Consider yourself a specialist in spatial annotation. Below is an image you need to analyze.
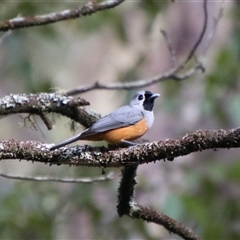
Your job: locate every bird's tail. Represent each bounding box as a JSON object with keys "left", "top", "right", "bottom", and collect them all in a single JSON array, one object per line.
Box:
[{"left": 49, "top": 134, "right": 82, "bottom": 151}]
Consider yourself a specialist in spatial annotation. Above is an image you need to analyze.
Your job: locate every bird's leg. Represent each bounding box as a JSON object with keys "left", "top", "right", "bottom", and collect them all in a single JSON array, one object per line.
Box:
[
  {"left": 121, "top": 140, "right": 137, "bottom": 146},
  {"left": 108, "top": 140, "right": 137, "bottom": 149}
]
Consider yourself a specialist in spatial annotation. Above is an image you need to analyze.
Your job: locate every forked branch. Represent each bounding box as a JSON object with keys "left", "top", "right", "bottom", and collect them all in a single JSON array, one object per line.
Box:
[{"left": 66, "top": 0, "right": 209, "bottom": 95}]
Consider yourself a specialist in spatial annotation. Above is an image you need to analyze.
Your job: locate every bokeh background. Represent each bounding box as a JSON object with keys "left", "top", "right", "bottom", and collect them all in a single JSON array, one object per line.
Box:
[{"left": 0, "top": 1, "right": 239, "bottom": 239}]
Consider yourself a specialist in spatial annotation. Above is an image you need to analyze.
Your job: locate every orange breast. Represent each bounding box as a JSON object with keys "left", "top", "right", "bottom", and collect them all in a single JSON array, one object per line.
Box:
[{"left": 82, "top": 118, "right": 148, "bottom": 143}]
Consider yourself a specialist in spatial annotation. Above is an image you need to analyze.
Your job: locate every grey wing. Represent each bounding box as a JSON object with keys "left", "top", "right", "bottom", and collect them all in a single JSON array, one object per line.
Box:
[{"left": 82, "top": 105, "right": 143, "bottom": 136}]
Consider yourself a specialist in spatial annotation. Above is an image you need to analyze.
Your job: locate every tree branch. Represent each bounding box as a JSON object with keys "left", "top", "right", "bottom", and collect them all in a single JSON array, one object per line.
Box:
[
  {"left": 117, "top": 165, "right": 138, "bottom": 216},
  {"left": 0, "top": 128, "right": 239, "bottom": 167},
  {"left": 204, "top": 1, "right": 223, "bottom": 54},
  {"left": 66, "top": 0, "right": 210, "bottom": 96},
  {"left": 0, "top": 172, "right": 113, "bottom": 183},
  {"left": 0, "top": 0, "right": 125, "bottom": 31},
  {"left": 161, "top": 29, "right": 177, "bottom": 68},
  {"left": 131, "top": 203, "right": 199, "bottom": 240},
  {"left": 116, "top": 165, "right": 199, "bottom": 240},
  {"left": 0, "top": 93, "right": 101, "bottom": 129},
  {"left": 183, "top": 0, "right": 208, "bottom": 65},
  {"left": 66, "top": 62, "right": 203, "bottom": 95}
]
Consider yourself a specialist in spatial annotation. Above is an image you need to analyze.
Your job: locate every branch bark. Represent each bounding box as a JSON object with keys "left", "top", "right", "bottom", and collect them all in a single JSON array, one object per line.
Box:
[
  {"left": 0, "top": 93, "right": 100, "bottom": 129},
  {"left": 66, "top": 63, "right": 203, "bottom": 95},
  {"left": 131, "top": 203, "right": 199, "bottom": 240},
  {"left": 117, "top": 166, "right": 200, "bottom": 240},
  {"left": 66, "top": 0, "right": 209, "bottom": 96},
  {"left": 0, "top": 0, "right": 125, "bottom": 31},
  {"left": 0, "top": 128, "right": 239, "bottom": 166}
]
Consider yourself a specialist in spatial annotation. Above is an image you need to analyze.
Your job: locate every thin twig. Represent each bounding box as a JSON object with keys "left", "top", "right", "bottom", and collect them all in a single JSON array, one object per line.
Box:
[
  {"left": 161, "top": 29, "right": 177, "bottom": 67},
  {"left": 66, "top": 63, "right": 202, "bottom": 95},
  {"left": 184, "top": 0, "right": 208, "bottom": 65},
  {"left": 39, "top": 112, "right": 54, "bottom": 130},
  {"left": 0, "top": 30, "right": 12, "bottom": 45},
  {"left": 204, "top": 0, "right": 224, "bottom": 54},
  {"left": 66, "top": 0, "right": 209, "bottom": 96},
  {"left": 0, "top": 0, "right": 125, "bottom": 31},
  {"left": 0, "top": 172, "right": 113, "bottom": 183}
]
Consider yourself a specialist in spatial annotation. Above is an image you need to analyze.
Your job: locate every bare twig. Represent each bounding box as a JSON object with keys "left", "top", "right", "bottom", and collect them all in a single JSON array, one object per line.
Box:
[
  {"left": 0, "top": 0, "right": 125, "bottom": 31},
  {"left": 22, "top": 114, "right": 38, "bottom": 131},
  {"left": 184, "top": 0, "right": 208, "bottom": 65},
  {"left": 161, "top": 29, "right": 177, "bottom": 67},
  {"left": 66, "top": 0, "right": 209, "bottom": 96},
  {"left": 66, "top": 63, "right": 202, "bottom": 95},
  {"left": 0, "top": 172, "right": 113, "bottom": 183},
  {"left": 204, "top": 1, "right": 224, "bottom": 54},
  {"left": 0, "top": 30, "right": 12, "bottom": 45},
  {"left": 39, "top": 112, "right": 54, "bottom": 130},
  {"left": 0, "top": 128, "right": 240, "bottom": 167}
]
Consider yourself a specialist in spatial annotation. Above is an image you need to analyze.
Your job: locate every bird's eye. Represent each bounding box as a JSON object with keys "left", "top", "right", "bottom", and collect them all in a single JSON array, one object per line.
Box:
[{"left": 138, "top": 95, "right": 144, "bottom": 100}]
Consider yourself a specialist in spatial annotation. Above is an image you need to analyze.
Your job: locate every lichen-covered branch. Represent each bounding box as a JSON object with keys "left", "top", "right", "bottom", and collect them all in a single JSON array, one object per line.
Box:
[
  {"left": 116, "top": 166, "right": 199, "bottom": 240},
  {"left": 0, "top": 0, "right": 125, "bottom": 31},
  {"left": 0, "top": 128, "right": 239, "bottom": 166},
  {"left": 0, "top": 93, "right": 89, "bottom": 114},
  {"left": 131, "top": 203, "right": 200, "bottom": 240},
  {"left": 117, "top": 166, "right": 138, "bottom": 216},
  {"left": 0, "top": 93, "right": 100, "bottom": 129}
]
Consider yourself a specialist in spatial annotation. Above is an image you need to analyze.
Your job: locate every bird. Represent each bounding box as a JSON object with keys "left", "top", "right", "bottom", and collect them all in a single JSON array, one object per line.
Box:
[{"left": 50, "top": 90, "right": 159, "bottom": 150}]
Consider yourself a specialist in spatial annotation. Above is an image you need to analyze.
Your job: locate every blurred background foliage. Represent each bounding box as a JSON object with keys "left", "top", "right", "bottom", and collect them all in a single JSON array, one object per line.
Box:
[{"left": 0, "top": 1, "right": 240, "bottom": 239}]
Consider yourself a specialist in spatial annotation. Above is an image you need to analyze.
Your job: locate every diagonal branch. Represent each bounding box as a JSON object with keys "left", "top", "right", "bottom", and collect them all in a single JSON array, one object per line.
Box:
[
  {"left": 0, "top": 0, "right": 125, "bottom": 31},
  {"left": 131, "top": 203, "right": 199, "bottom": 240},
  {"left": 0, "top": 128, "right": 239, "bottom": 166},
  {"left": 161, "top": 29, "right": 177, "bottom": 68},
  {"left": 204, "top": 1, "right": 223, "bottom": 54},
  {"left": 183, "top": 0, "right": 208, "bottom": 65}
]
